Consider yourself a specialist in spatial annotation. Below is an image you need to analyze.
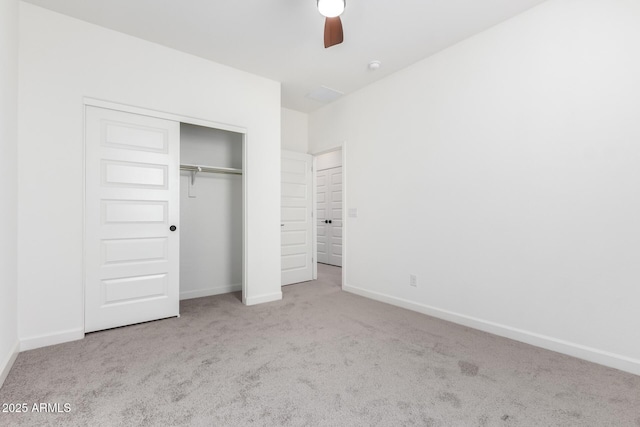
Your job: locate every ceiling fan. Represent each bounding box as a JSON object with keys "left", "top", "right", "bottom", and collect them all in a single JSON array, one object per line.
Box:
[{"left": 317, "top": 0, "right": 345, "bottom": 48}]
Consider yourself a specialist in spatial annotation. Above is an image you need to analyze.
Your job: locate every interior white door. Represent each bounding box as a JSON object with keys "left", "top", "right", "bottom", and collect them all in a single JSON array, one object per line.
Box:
[
  {"left": 316, "top": 166, "right": 342, "bottom": 267},
  {"left": 328, "top": 166, "right": 343, "bottom": 267},
  {"left": 316, "top": 170, "right": 329, "bottom": 264},
  {"left": 85, "top": 106, "right": 180, "bottom": 333},
  {"left": 281, "top": 150, "right": 313, "bottom": 285}
]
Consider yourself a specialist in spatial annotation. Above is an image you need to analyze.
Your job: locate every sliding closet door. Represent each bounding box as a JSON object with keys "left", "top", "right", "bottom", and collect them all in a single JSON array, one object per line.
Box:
[{"left": 85, "top": 106, "right": 180, "bottom": 333}]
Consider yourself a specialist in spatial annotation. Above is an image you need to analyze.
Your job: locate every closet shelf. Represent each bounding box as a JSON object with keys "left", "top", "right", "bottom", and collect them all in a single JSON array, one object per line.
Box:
[{"left": 180, "top": 164, "right": 242, "bottom": 175}]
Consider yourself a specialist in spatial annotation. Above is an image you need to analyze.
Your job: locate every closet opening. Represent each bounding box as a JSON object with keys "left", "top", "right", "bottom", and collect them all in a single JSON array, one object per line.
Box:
[{"left": 179, "top": 123, "right": 244, "bottom": 302}]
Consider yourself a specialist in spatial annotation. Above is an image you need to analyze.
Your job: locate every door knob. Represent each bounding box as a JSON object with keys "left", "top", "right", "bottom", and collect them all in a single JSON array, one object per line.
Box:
[
  {"left": 170, "top": 225, "right": 177, "bottom": 232},
  {"left": 328, "top": 220, "right": 332, "bottom": 224}
]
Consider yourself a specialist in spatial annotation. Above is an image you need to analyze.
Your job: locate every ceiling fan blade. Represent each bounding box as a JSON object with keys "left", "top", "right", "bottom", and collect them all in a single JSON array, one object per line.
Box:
[{"left": 324, "top": 16, "right": 344, "bottom": 48}]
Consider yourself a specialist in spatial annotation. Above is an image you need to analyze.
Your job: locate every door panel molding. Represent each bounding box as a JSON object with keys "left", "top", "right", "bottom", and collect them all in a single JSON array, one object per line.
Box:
[
  {"left": 281, "top": 150, "right": 313, "bottom": 286},
  {"left": 85, "top": 106, "right": 180, "bottom": 332},
  {"left": 316, "top": 166, "right": 342, "bottom": 267}
]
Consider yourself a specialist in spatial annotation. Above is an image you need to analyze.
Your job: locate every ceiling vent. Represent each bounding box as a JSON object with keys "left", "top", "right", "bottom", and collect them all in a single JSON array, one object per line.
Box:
[{"left": 306, "top": 86, "right": 344, "bottom": 103}]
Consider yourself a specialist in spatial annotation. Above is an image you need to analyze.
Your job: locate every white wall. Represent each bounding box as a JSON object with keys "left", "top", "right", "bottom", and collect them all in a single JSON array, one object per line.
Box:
[
  {"left": 316, "top": 149, "right": 342, "bottom": 171},
  {"left": 180, "top": 124, "right": 243, "bottom": 299},
  {"left": 0, "top": 0, "right": 19, "bottom": 386},
  {"left": 309, "top": 0, "right": 640, "bottom": 374},
  {"left": 18, "top": 3, "right": 282, "bottom": 350},
  {"left": 281, "top": 108, "right": 309, "bottom": 153}
]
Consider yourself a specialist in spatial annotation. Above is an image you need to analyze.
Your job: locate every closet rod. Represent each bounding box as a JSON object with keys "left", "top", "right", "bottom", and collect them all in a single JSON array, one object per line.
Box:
[{"left": 180, "top": 164, "right": 243, "bottom": 175}]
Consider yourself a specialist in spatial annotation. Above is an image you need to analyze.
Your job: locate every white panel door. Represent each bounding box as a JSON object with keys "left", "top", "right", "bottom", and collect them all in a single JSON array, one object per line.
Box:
[
  {"left": 328, "top": 166, "right": 343, "bottom": 266},
  {"left": 85, "top": 106, "right": 180, "bottom": 333},
  {"left": 316, "top": 170, "right": 329, "bottom": 264},
  {"left": 317, "top": 166, "right": 342, "bottom": 267},
  {"left": 281, "top": 150, "right": 313, "bottom": 285}
]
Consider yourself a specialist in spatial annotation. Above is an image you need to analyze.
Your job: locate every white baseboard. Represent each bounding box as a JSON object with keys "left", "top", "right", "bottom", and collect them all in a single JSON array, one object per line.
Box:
[
  {"left": 245, "top": 291, "right": 282, "bottom": 306},
  {"left": 0, "top": 341, "right": 20, "bottom": 389},
  {"left": 180, "top": 284, "right": 242, "bottom": 301},
  {"left": 20, "top": 328, "right": 84, "bottom": 352},
  {"left": 343, "top": 284, "right": 640, "bottom": 376}
]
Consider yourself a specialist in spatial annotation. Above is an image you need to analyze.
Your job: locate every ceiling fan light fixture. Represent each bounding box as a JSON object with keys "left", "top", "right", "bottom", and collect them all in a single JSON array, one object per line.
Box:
[{"left": 317, "top": 0, "right": 345, "bottom": 18}]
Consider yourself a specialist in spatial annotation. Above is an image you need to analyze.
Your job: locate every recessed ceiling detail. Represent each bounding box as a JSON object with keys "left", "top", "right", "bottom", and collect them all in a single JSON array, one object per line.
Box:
[{"left": 306, "top": 86, "right": 345, "bottom": 103}]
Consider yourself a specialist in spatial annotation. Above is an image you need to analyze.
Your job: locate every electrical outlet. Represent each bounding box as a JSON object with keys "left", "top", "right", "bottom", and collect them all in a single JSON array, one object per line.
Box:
[{"left": 409, "top": 274, "right": 417, "bottom": 287}]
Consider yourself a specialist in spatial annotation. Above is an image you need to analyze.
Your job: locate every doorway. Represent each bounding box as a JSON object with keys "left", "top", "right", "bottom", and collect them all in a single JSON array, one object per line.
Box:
[
  {"left": 314, "top": 148, "right": 344, "bottom": 287},
  {"left": 316, "top": 167, "right": 342, "bottom": 267},
  {"left": 179, "top": 124, "right": 243, "bottom": 300}
]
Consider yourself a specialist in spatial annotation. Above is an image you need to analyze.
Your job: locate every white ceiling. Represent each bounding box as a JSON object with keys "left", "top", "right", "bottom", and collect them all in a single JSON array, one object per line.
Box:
[{"left": 23, "top": 0, "right": 547, "bottom": 113}]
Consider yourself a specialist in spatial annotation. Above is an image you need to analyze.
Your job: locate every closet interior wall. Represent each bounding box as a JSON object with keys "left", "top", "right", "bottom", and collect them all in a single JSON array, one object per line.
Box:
[{"left": 180, "top": 123, "right": 243, "bottom": 300}]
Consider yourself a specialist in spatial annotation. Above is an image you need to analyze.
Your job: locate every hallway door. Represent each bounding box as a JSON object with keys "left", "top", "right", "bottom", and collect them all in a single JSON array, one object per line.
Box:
[{"left": 317, "top": 166, "right": 342, "bottom": 267}]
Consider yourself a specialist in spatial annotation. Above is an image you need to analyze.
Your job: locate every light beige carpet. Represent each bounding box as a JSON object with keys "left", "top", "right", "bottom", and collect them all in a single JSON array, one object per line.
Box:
[{"left": 1, "top": 264, "right": 638, "bottom": 426}]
